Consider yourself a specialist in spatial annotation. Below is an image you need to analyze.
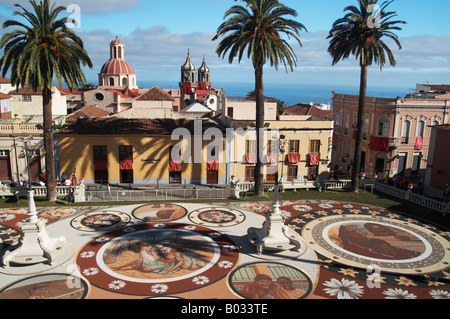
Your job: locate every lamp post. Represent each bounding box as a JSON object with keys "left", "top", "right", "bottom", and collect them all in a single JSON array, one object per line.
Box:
[
  {"left": 247, "top": 131, "right": 306, "bottom": 255},
  {"left": 2, "top": 136, "right": 66, "bottom": 267}
]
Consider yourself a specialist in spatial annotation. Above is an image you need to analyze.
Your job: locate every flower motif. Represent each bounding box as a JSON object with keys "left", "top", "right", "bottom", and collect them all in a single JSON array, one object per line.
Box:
[
  {"left": 184, "top": 225, "right": 196, "bottom": 230},
  {"left": 319, "top": 203, "right": 333, "bottom": 208},
  {"left": 0, "top": 214, "right": 16, "bottom": 222},
  {"left": 323, "top": 278, "right": 364, "bottom": 299},
  {"left": 96, "top": 236, "right": 110, "bottom": 243},
  {"left": 292, "top": 204, "right": 312, "bottom": 212},
  {"left": 383, "top": 288, "right": 417, "bottom": 299},
  {"left": 280, "top": 209, "right": 291, "bottom": 218},
  {"left": 108, "top": 280, "right": 126, "bottom": 290},
  {"left": 193, "top": 276, "right": 210, "bottom": 285},
  {"left": 218, "top": 260, "right": 234, "bottom": 269},
  {"left": 151, "top": 284, "right": 169, "bottom": 294},
  {"left": 80, "top": 251, "right": 95, "bottom": 258},
  {"left": 429, "top": 289, "right": 450, "bottom": 299},
  {"left": 154, "top": 223, "right": 166, "bottom": 228},
  {"left": 82, "top": 267, "right": 99, "bottom": 276}
]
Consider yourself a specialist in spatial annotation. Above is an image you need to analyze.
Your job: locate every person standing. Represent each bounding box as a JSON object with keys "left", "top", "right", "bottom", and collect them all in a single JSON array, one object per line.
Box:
[{"left": 106, "top": 183, "right": 113, "bottom": 200}]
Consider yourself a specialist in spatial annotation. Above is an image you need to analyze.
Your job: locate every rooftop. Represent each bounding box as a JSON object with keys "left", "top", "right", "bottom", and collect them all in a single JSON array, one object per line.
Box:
[{"left": 61, "top": 117, "right": 225, "bottom": 135}]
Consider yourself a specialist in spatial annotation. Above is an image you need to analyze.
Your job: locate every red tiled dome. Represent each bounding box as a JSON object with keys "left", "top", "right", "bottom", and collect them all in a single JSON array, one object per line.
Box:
[{"left": 100, "top": 59, "right": 135, "bottom": 75}]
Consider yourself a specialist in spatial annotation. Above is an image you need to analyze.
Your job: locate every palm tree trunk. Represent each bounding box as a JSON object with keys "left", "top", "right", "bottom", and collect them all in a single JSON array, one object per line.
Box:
[
  {"left": 351, "top": 64, "right": 368, "bottom": 192},
  {"left": 43, "top": 87, "right": 57, "bottom": 201},
  {"left": 254, "top": 62, "right": 265, "bottom": 196}
]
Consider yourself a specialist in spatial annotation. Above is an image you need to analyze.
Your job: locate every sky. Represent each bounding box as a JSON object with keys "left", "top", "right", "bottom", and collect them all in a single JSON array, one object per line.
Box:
[{"left": 0, "top": 0, "right": 449, "bottom": 96}]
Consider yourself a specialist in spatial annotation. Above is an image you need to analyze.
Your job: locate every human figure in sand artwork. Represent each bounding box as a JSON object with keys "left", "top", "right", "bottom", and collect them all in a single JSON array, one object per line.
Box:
[
  {"left": 111, "top": 241, "right": 206, "bottom": 274},
  {"left": 112, "top": 242, "right": 177, "bottom": 274}
]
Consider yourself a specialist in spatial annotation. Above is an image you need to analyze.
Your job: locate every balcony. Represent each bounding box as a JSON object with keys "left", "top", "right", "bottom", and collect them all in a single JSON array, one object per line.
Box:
[{"left": 389, "top": 137, "right": 400, "bottom": 148}]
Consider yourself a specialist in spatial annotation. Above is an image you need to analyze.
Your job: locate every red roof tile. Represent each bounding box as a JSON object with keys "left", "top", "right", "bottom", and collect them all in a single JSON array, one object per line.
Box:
[
  {"left": 135, "top": 86, "right": 175, "bottom": 101},
  {"left": 66, "top": 105, "right": 111, "bottom": 121}
]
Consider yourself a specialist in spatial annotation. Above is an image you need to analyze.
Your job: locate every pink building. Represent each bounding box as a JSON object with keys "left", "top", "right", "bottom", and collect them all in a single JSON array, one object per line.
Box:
[
  {"left": 424, "top": 124, "right": 450, "bottom": 200},
  {"left": 331, "top": 89, "right": 449, "bottom": 181}
]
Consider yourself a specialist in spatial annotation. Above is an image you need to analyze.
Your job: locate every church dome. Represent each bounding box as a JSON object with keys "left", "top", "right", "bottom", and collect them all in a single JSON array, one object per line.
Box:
[
  {"left": 100, "top": 59, "right": 135, "bottom": 75},
  {"left": 198, "top": 57, "right": 209, "bottom": 73},
  {"left": 181, "top": 50, "right": 196, "bottom": 71}
]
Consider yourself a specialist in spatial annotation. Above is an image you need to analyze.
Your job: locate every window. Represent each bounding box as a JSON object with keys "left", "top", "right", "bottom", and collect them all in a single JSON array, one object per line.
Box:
[
  {"left": 119, "top": 145, "right": 133, "bottom": 183},
  {"left": 93, "top": 146, "right": 108, "bottom": 183},
  {"left": 246, "top": 140, "right": 256, "bottom": 155},
  {"left": 287, "top": 165, "right": 298, "bottom": 181},
  {"left": 344, "top": 112, "right": 350, "bottom": 135},
  {"left": 94, "top": 93, "right": 104, "bottom": 101},
  {"left": 334, "top": 108, "right": 341, "bottom": 129},
  {"left": 416, "top": 120, "right": 425, "bottom": 138},
  {"left": 412, "top": 152, "right": 421, "bottom": 175},
  {"left": 265, "top": 166, "right": 277, "bottom": 183},
  {"left": 227, "top": 107, "right": 233, "bottom": 118},
  {"left": 245, "top": 166, "right": 255, "bottom": 182},
  {"left": 309, "top": 140, "right": 320, "bottom": 153},
  {"left": 378, "top": 117, "right": 390, "bottom": 137},
  {"left": 401, "top": 120, "right": 410, "bottom": 144},
  {"left": 363, "top": 117, "right": 369, "bottom": 140},
  {"left": 289, "top": 140, "right": 299, "bottom": 154},
  {"left": 23, "top": 95, "right": 32, "bottom": 102},
  {"left": 397, "top": 153, "right": 407, "bottom": 176}
]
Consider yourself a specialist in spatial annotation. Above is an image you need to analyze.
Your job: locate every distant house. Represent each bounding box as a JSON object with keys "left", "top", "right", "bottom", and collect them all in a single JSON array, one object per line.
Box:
[
  {"left": 0, "top": 92, "right": 12, "bottom": 119},
  {"left": 331, "top": 88, "right": 449, "bottom": 179},
  {"left": 424, "top": 124, "right": 450, "bottom": 200},
  {"left": 65, "top": 105, "right": 111, "bottom": 122}
]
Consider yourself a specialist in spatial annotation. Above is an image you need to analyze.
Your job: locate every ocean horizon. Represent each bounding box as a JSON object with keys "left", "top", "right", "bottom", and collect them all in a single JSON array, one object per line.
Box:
[{"left": 138, "top": 80, "right": 412, "bottom": 107}]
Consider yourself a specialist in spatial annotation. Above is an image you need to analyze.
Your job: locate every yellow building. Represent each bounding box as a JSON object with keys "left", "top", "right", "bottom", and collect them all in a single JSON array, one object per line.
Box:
[
  {"left": 57, "top": 117, "right": 226, "bottom": 185},
  {"left": 225, "top": 118, "right": 334, "bottom": 183}
]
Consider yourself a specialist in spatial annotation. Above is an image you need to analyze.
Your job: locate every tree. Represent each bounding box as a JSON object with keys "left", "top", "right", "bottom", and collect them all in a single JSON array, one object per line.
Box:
[
  {"left": 213, "top": 0, "right": 306, "bottom": 195},
  {"left": 327, "top": 0, "right": 405, "bottom": 192},
  {"left": 0, "top": 0, "right": 92, "bottom": 201}
]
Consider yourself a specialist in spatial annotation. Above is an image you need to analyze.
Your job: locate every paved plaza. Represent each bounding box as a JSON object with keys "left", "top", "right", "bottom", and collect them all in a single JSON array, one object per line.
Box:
[{"left": 0, "top": 199, "right": 449, "bottom": 300}]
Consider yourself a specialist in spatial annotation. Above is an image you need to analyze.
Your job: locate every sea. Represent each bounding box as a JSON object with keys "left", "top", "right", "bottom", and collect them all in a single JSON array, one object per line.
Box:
[{"left": 139, "top": 80, "right": 412, "bottom": 107}]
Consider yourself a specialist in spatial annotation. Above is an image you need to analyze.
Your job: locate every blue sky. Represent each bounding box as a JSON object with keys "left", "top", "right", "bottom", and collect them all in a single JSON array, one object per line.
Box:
[{"left": 0, "top": 0, "right": 449, "bottom": 95}]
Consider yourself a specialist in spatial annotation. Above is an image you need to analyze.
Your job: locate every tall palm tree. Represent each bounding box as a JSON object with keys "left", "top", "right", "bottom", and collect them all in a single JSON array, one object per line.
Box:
[
  {"left": 0, "top": 0, "right": 92, "bottom": 201},
  {"left": 213, "top": 0, "right": 306, "bottom": 196},
  {"left": 327, "top": 0, "right": 405, "bottom": 192}
]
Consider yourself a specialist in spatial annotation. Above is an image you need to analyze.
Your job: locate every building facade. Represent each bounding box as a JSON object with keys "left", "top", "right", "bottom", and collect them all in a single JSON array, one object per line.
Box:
[
  {"left": 57, "top": 118, "right": 227, "bottom": 185},
  {"left": 424, "top": 124, "right": 450, "bottom": 200},
  {"left": 331, "top": 91, "right": 449, "bottom": 180}
]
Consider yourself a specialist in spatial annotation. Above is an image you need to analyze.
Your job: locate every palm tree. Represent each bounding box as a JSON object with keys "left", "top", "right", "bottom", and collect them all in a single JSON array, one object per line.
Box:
[
  {"left": 213, "top": 0, "right": 306, "bottom": 195},
  {"left": 0, "top": 0, "right": 92, "bottom": 201},
  {"left": 327, "top": 0, "right": 405, "bottom": 192}
]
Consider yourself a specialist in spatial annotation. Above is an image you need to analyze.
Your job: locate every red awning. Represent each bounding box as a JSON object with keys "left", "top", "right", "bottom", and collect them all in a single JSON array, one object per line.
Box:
[
  {"left": 415, "top": 136, "right": 423, "bottom": 150},
  {"left": 207, "top": 160, "right": 219, "bottom": 171},
  {"left": 169, "top": 160, "right": 181, "bottom": 171},
  {"left": 245, "top": 154, "right": 256, "bottom": 164},
  {"left": 287, "top": 154, "right": 300, "bottom": 164},
  {"left": 369, "top": 136, "right": 390, "bottom": 152},
  {"left": 120, "top": 159, "right": 133, "bottom": 170},
  {"left": 266, "top": 154, "right": 278, "bottom": 163},
  {"left": 182, "top": 82, "right": 191, "bottom": 94},
  {"left": 309, "top": 153, "right": 319, "bottom": 166}
]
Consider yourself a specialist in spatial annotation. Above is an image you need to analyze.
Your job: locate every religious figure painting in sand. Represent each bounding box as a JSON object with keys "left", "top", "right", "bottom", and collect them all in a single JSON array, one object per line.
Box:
[
  {"left": 327, "top": 222, "right": 425, "bottom": 260},
  {"left": 102, "top": 230, "right": 214, "bottom": 280},
  {"left": 229, "top": 262, "right": 312, "bottom": 299}
]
